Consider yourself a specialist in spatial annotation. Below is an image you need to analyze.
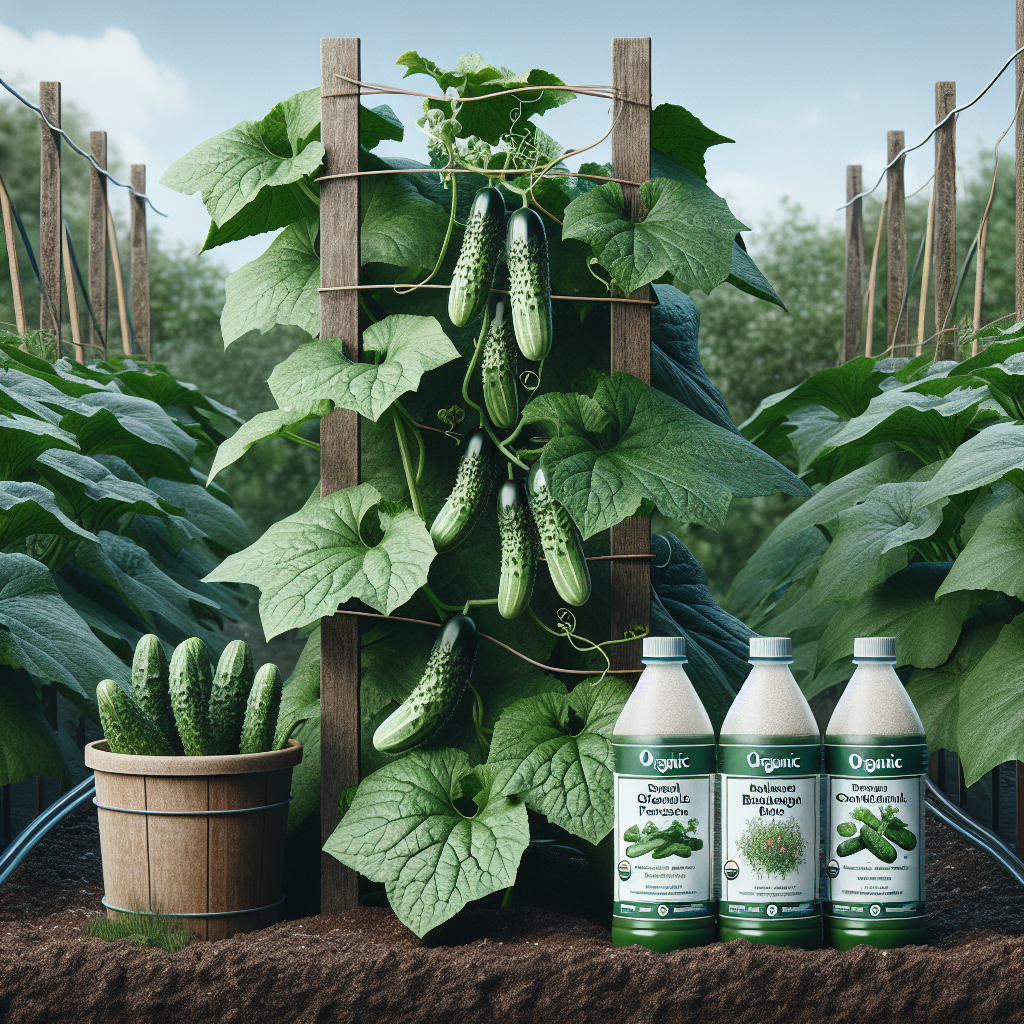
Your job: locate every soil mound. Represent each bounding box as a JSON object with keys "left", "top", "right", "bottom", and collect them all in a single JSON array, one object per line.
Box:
[{"left": 0, "top": 809, "right": 1022, "bottom": 1023}]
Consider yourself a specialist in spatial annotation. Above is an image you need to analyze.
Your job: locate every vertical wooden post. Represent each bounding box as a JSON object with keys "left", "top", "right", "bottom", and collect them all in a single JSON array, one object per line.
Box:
[
  {"left": 915, "top": 188, "right": 936, "bottom": 356},
  {"left": 319, "top": 37, "right": 362, "bottom": 912},
  {"left": 933, "top": 82, "right": 957, "bottom": 360},
  {"left": 843, "top": 165, "right": 863, "bottom": 362},
  {"left": 61, "top": 225, "right": 84, "bottom": 362},
  {"left": 886, "top": 132, "right": 908, "bottom": 353},
  {"left": 0, "top": 179, "right": 26, "bottom": 336},
  {"left": 89, "top": 132, "right": 108, "bottom": 352},
  {"left": 1016, "top": 0, "right": 1024, "bottom": 319},
  {"left": 107, "top": 209, "right": 131, "bottom": 355},
  {"left": 130, "top": 165, "right": 150, "bottom": 359},
  {"left": 39, "top": 81, "right": 61, "bottom": 342},
  {"left": 610, "top": 38, "right": 651, "bottom": 671}
]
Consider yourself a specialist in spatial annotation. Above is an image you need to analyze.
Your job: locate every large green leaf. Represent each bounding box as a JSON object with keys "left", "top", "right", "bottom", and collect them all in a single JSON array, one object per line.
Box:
[
  {"left": 0, "top": 480, "right": 96, "bottom": 549},
  {"left": 810, "top": 483, "right": 948, "bottom": 606},
  {"left": 937, "top": 492, "right": 1024, "bottom": 599},
  {"left": 397, "top": 51, "right": 574, "bottom": 144},
  {"left": 221, "top": 218, "right": 321, "bottom": 345},
  {"left": 360, "top": 174, "right": 448, "bottom": 271},
  {"left": 269, "top": 315, "right": 459, "bottom": 423},
  {"left": 815, "top": 562, "right": 982, "bottom": 673},
  {"left": 915, "top": 422, "right": 1024, "bottom": 505},
  {"left": 523, "top": 372, "right": 809, "bottom": 539},
  {"left": 727, "top": 241, "right": 786, "bottom": 310},
  {"left": 0, "top": 670, "right": 69, "bottom": 786},
  {"left": 147, "top": 478, "right": 252, "bottom": 554},
  {"left": 0, "top": 552, "right": 130, "bottom": 704},
  {"left": 324, "top": 748, "right": 529, "bottom": 936},
  {"left": 487, "top": 678, "right": 629, "bottom": 845},
  {"left": 562, "top": 177, "right": 746, "bottom": 295},
  {"left": 206, "top": 483, "right": 435, "bottom": 638},
  {"left": 956, "top": 615, "right": 1024, "bottom": 785},
  {"left": 0, "top": 414, "right": 78, "bottom": 477},
  {"left": 650, "top": 102, "right": 733, "bottom": 182},
  {"left": 360, "top": 104, "right": 405, "bottom": 150},
  {"left": 960, "top": 351, "right": 1024, "bottom": 419},
  {"left": 207, "top": 401, "right": 329, "bottom": 485},
  {"left": 905, "top": 624, "right": 1001, "bottom": 754}
]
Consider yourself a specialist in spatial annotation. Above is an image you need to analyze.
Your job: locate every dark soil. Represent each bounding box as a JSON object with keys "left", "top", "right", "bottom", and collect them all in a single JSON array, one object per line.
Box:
[{"left": 1, "top": 808, "right": 1023, "bottom": 1023}]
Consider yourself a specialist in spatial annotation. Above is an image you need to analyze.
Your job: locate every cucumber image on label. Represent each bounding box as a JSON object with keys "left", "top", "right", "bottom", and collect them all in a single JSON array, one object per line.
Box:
[
  {"left": 611, "top": 636, "right": 716, "bottom": 953},
  {"left": 718, "top": 636, "right": 822, "bottom": 950},
  {"left": 825, "top": 636, "right": 928, "bottom": 951}
]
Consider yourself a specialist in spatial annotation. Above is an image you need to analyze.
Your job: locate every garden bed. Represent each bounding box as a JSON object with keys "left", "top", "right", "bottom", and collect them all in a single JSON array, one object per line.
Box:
[{"left": 1, "top": 809, "right": 1022, "bottom": 1023}]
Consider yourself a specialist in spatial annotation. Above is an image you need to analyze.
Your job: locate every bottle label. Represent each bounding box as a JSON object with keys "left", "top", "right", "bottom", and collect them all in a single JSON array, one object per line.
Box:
[
  {"left": 719, "top": 743, "right": 821, "bottom": 917},
  {"left": 825, "top": 743, "right": 927, "bottom": 919},
  {"left": 612, "top": 742, "right": 714, "bottom": 921}
]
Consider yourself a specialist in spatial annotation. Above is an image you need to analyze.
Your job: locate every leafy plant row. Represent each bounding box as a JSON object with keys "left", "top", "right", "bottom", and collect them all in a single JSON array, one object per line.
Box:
[
  {"left": 162, "top": 50, "right": 802, "bottom": 935},
  {"left": 731, "top": 320, "right": 1024, "bottom": 787}
]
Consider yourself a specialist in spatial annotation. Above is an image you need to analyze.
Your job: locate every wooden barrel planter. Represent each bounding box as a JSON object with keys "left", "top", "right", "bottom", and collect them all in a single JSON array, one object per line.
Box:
[{"left": 84, "top": 738, "right": 302, "bottom": 940}]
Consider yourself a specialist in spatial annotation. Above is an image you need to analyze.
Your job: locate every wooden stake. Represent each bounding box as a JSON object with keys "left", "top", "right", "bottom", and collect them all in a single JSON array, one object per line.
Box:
[
  {"left": 106, "top": 208, "right": 130, "bottom": 355},
  {"left": 0, "top": 178, "right": 26, "bottom": 337},
  {"left": 319, "top": 36, "right": 362, "bottom": 914},
  {"left": 933, "top": 82, "right": 957, "bottom": 360},
  {"left": 89, "top": 131, "right": 108, "bottom": 353},
  {"left": 843, "top": 165, "right": 863, "bottom": 363},
  {"left": 1016, "top": 0, "right": 1024, "bottom": 318},
  {"left": 609, "top": 37, "right": 651, "bottom": 672},
  {"left": 886, "top": 132, "right": 908, "bottom": 353},
  {"left": 864, "top": 199, "right": 886, "bottom": 358},
  {"left": 61, "top": 225, "right": 84, "bottom": 362},
  {"left": 130, "top": 165, "right": 150, "bottom": 360},
  {"left": 39, "top": 81, "right": 61, "bottom": 345},
  {"left": 915, "top": 188, "right": 935, "bottom": 356}
]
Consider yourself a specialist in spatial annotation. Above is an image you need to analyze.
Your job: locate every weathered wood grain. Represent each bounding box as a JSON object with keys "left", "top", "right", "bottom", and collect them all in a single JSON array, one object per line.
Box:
[
  {"left": 38, "top": 82, "right": 61, "bottom": 342},
  {"left": 130, "top": 165, "right": 150, "bottom": 359},
  {"left": 933, "top": 82, "right": 957, "bottom": 360},
  {"left": 843, "top": 165, "right": 863, "bottom": 362},
  {"left": 89, "top": 131, "right": 108, "bottom": 351},
  {"left": 886, "top": 132, "right": 907, "bottom": 352}
]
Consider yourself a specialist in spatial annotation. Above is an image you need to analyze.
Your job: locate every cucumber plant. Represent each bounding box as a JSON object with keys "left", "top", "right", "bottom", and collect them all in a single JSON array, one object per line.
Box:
[{"left": 164, "top": 48, "right": 800, "bottom": 937}]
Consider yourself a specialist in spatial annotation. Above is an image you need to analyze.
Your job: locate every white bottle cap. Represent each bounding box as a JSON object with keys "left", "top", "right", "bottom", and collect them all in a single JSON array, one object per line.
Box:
[
  {"left": 641, "top": 635, "right": 687, "bottom": 662},
  {"left": 853, "top": 636, "right": 897, "bottom": 661},
  {"left": 748, "top": 636, "right": 792, "bottom": 662}
]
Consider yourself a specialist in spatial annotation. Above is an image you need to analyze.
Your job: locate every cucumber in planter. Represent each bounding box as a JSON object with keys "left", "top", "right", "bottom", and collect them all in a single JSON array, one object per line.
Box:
[
  {"left": 373, "top": 614, "right": 478, "bottom": 754},
  {"left": 528, "top": 462, "right": 591, "bottom": 606},
  {"left": 496, "top": 479, "right": 537, "bottom": 619},
  {"left": 481, "top": 302, "right": 519, "bottom": 430},
  {"left": 506, "top": 207, "right": 553, "bottom": 361},
  {"left": 449, "top": 187, "right": 506, "bottom": 327},
  {"left": 208, "top": 640, "right": 255, "bottom": 755},
  {"left": 131, "top": 634, "right": 173, "bottom": 746},
  {"left": 430, "top": 430, "right": 496, "bottom": 552},
  {"left": 240, "top": 663, "right": 283, "bottom": 754},
  {"left": 169, "top": 637, "right": 214, "bottom": 756},
  {"left": 98, "top": 678, "right": 175, "bottom": 756}
]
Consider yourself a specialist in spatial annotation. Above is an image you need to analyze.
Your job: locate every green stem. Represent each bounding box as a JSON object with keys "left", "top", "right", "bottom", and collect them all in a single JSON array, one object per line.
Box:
[
  {"left": 503, "top": 359, "right": 544, "bottom": 448},
  {"left": 396, "top": 154, "right": 458, "bottom": 294},
  {"left": 500, "top": 885, "right": 514, "bottom": 910},
  {"left": 281, "top": 431, "right": 320, "bottom": 452},
  {"left": 422, "top": 585, "right": 457, "bottom": 617},
  {"left": 393, "top": 410, "right": 425, "bottom": 519},
  {"left": 359, "top": 295, "right": 379, "bottom": 324},
  {"left": 461, "top": 598, "right": 498, "bottom": 614},
  {"left": 394, "top": 400, "right": 427, "bottom": 484}
]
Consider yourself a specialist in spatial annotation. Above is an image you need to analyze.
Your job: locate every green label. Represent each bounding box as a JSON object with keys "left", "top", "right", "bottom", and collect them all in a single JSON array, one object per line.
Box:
[
  {"left": 827, "top": 901, "right": 926, "bottom": 919},
  {"left": 720, "top": 901, "right": 817, "bottom": 919},
  {"left": 718, "top": 743, "right": 822, "bottom": 776},
  {"left": 613, "top": 742, "right": 716, "bottom": 777},
  {"left": 613, "top": 900, "right": 714, "bottom": 923},
  {"left": 826, "top": 744, "right": 929, "bottom": 777}
]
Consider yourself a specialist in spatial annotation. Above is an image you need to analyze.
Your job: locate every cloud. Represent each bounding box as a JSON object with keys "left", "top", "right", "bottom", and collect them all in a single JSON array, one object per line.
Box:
[{"left": 0, "top": 25, "right": 188, "bottom": 164}]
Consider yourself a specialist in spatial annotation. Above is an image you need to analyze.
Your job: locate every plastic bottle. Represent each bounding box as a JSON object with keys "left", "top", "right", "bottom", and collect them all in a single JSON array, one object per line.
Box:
[
  {"left": 611, "top": 635, "right": 716, "bottom": 952},
  {"left": 824, "top": 636, "right": 928, "bottom": 950},
  {"left": 718, "top": 636, "right": 822, "bottom": 949}
]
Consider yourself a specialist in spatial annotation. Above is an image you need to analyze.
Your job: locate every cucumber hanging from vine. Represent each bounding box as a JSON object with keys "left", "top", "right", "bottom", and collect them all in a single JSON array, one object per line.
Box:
[
  {"left": 373, "top": 614, "right": 479, "bottom": 754},
  {"left": 497, "top": 479, "right": 537, "bottom": 619},
  {"left": 506, "top": 207, "right": 553, "bottom": 361},
  {"left": 429, "top": 429, "right": 497, "bottom": 552},
  {"left": 448, "top": 187, "right": 506, "bottom": 327},
  {"left": 480, "top": 302, "right": 519, "bottom": 430},
  {"left": 529, "top": 462, "right": 591, "bottom": 607}
]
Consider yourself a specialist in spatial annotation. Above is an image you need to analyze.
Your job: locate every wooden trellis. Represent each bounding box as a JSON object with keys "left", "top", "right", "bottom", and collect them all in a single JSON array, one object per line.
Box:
[{"left": 316, "top": 37, "right": 653, "bottom": 911}]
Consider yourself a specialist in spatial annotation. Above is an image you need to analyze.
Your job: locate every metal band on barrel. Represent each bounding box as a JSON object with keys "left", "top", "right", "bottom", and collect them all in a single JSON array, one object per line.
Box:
[
  {"left": 92, "top": 795, "right": 292, "bottom": 816},
  {"left": 101, "top": 896, "right": 286, "bottom": 918}
]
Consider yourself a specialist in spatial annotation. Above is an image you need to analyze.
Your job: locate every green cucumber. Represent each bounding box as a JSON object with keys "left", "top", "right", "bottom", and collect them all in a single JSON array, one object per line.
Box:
[
  {"left": 169, "top": 638, "right": 214, "bottom": 757},
  {"left": 97, "top": 678, "right": 175, "bottom": 757},
  {"left": 373, "top": 614, "right": 478, "bottom": 754},
  {"left": 652, "top": 842, "right": 692, "bottom": 859},
  {"left": 836, "top": 821, "right": 857, "bottom": 838},
  {"left": 528, "top": 462, "right": 591, "bottom": 606},
  {"left": 837, "top": 837, "right": 865, "bottom": 858},
  {"left": 626, "top": 836, "right": 665, "bottom": 859},
  {"left": 886, "top": 827, "right": 917, "bottom": 851},
  {"left": 859, "top": 824, "right": 898, "bottom": 864},
  {"left": 131, "top": 634, "right": 173, "bottom": 747},
  {"left": 448, "top": 187, "right": 506, "bottom": 327},
  {"left": 506, "top": 207, "right": 553, "bottom": 361},
  {"left": 497, "top": 479, "right": 537, "bottom": 620},
  {"left": 208, "top": 640, "right": 255, "bottom": 755},
  {"left": 430, "top": 430, "right": 496, "bottom": 553},
  {"left": 481, "top": 302, "right": 519, "bottom": 429},
  {"left": 684, "top": 837, "right": 703, "bottom": 851},
  {"left": 239, "top": 664, "right": 283, "bottom": 754}
]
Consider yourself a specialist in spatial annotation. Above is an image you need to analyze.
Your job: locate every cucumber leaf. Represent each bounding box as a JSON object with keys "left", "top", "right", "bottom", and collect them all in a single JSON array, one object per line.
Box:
[
  {"left": 268, "top": 315, "right": 459, "bottom": 423},
  {"left": 726, "top": 241, "right": 786, "bottom": 310},
  {"left": 487, "top": 678, "right": 630, "bottom": 845},
  {"left": 360, "top": 174, "right": 449, "bottom": 271},
  {"left": 147, "top": 478, "right": 253, "bottom": 554},
  {"left": 915, "top": 422, "right": 1024, "bottom": 505},
  {"left": 523, "top": 372, "right": 809, "bottom": 539},
  {"left": 651, "top": 102, "right": 733, "bottom": 183},
  {"left": 562, "top": 177, "right": 746, "bottom": 296},
  {"left": 0, "top": 670, "right": 69, "bottom": 787},
  {"left": 0, "top": 480, "right": 97, "bottom": 549},
  {"left": 0, "top": 414, "right": 78, "bottom": 478},
  {"left": 937, "top": 492, "right": 1024, "bottom": 599},
  {"left": 205, "top": 483, "right": 435, "bottom": 638},
  {"left": 324, "top": 748, "right": 529, "bottom": 937}
]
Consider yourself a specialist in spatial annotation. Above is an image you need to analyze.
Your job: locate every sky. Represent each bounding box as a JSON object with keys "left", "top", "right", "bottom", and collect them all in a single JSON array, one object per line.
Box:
[{"left": 0, "top": 0, "right": 1018, "bottom": 272}]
